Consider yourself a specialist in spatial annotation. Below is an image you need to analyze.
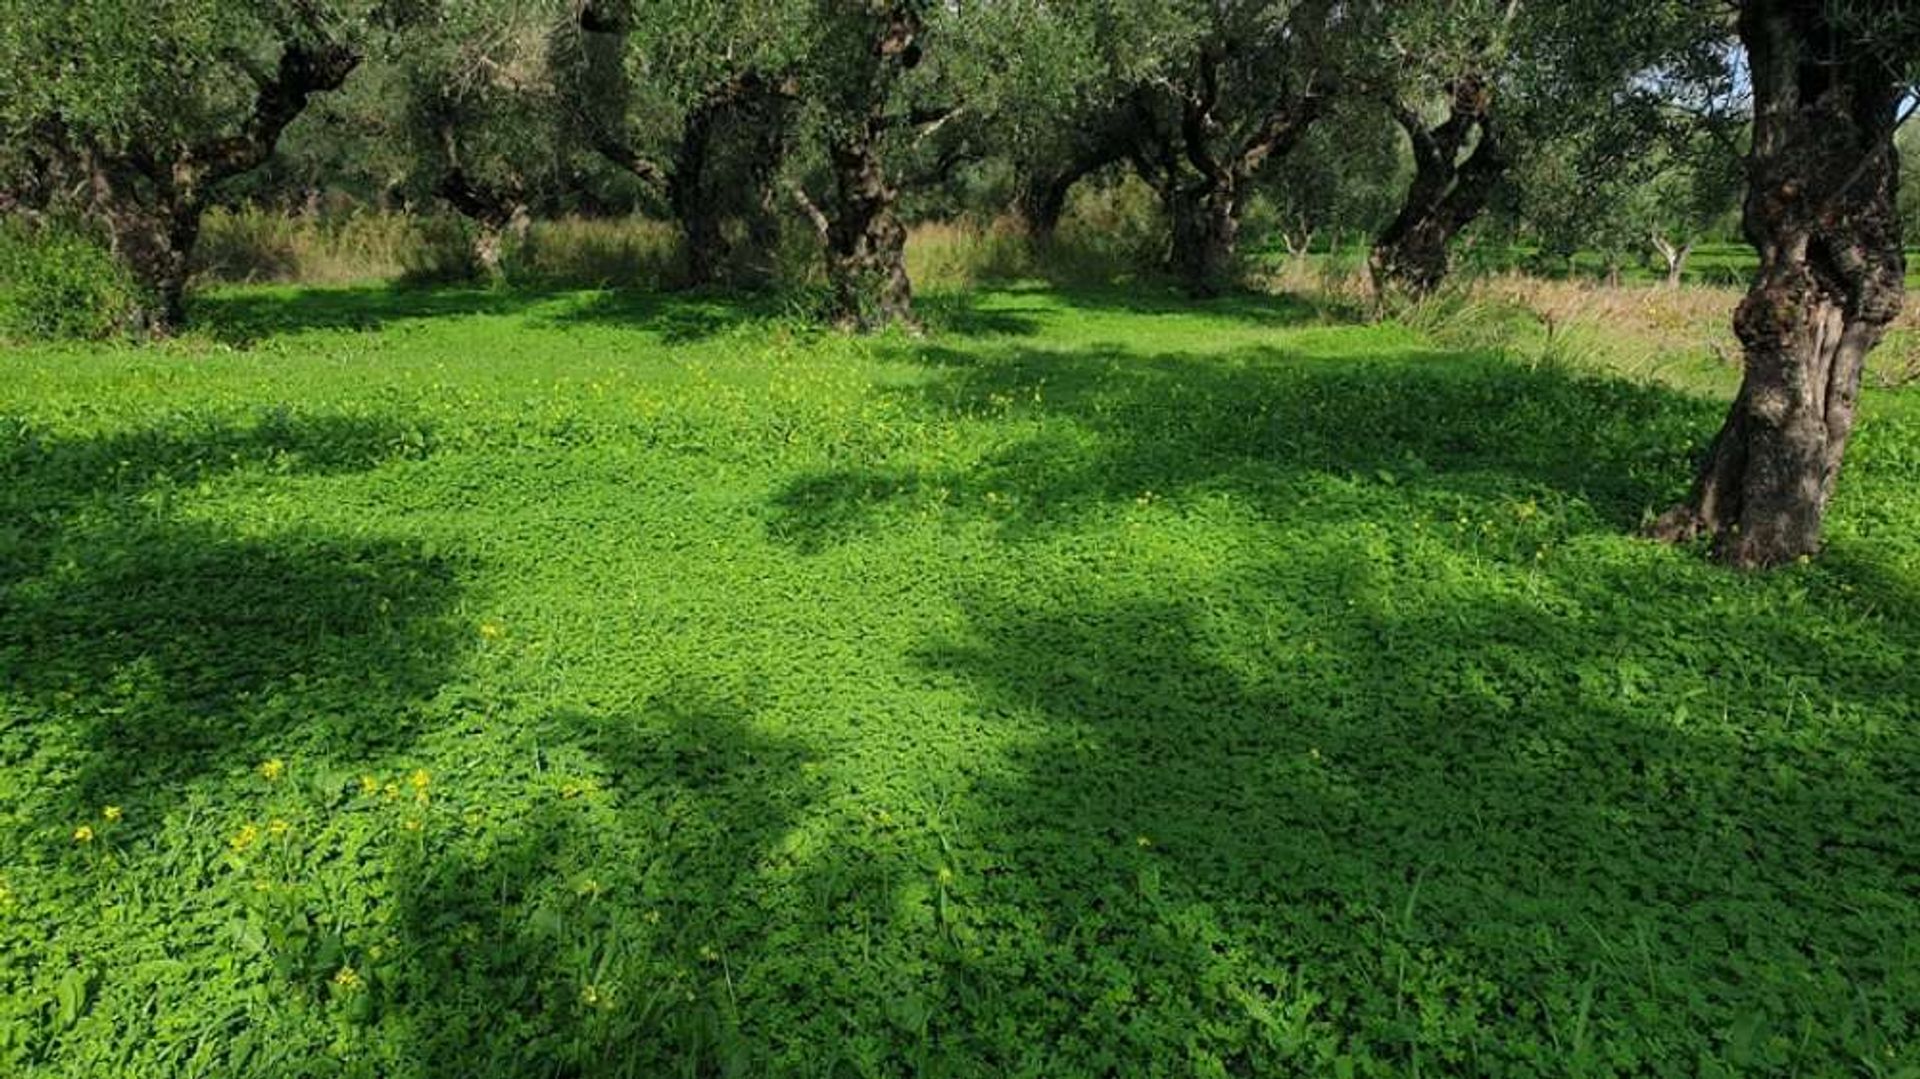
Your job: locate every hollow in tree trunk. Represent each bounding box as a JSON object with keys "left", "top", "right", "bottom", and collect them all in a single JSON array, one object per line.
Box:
[{"left": 1648, "top": 0, "right": 1907, "bottom": 568}]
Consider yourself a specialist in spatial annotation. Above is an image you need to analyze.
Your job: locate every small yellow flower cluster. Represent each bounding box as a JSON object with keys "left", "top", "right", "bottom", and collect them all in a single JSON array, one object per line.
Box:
[
  {"left": 258, "top": 759, "right": 285, "bottom": 782},
  {"left": 332, "top": 966, "right": 363, "bottom": 991},
  {"left": 267, "top": 819, "right": 291, "bottom": 837},
  {"left": 230, "top": 823, "right": 261, "bottom": 853},
  {"left": 73, "top": 805, "right": 124, "bottom": 843},
  {"left": 580, "top": 983, "right": 609, "bottom": 1009},
  {"left": 409, "top": 770, "right": 431, "bottom": 805},
  {"left": 479, "top": 620, "right": 506, "bottom": 640}
]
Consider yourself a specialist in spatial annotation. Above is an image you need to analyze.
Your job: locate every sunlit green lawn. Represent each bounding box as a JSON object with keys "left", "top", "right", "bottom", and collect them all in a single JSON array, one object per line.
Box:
[{"left": 2, "top": 283, "right": 1916, "bottom": 1077}]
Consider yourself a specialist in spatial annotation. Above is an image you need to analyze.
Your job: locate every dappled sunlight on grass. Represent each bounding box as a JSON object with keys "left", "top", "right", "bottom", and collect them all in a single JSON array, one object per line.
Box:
[{"left": 2, "top": 284, "right": 1915, "bottom": 1076}]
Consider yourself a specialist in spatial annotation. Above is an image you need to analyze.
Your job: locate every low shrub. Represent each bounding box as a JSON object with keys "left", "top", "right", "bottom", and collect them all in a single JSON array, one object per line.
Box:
[{"left": 0, "top": 219, "right": 142, "bottom": 341}]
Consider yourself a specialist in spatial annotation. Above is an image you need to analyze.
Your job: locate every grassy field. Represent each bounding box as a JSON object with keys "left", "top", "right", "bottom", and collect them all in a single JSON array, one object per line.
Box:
[{"left": 2, "top": 283, "right": 1917, "bottom": 1077}]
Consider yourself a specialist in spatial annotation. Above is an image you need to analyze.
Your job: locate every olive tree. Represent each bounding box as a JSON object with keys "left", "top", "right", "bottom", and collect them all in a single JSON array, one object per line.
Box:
[
  {"left": 392, "top": 0, "right": 589, "bottom": 277},
  {"left": 0, "top": 0, "right": 394, "bottom": 331},
  {"left": 778, "top": 0, "right": 1058, "bottom": 329},
  {"left": 1650, "top": 0, "right": 1917, "bottom": 567},
  {"left": 555, "top": 0, "right": 806, "bottom": 287}
]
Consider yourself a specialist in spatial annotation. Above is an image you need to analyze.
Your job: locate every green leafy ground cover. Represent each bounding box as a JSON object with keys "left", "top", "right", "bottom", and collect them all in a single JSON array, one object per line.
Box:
[{"left": 2, "top": 284, "right": 1916, "bottom": 1077}]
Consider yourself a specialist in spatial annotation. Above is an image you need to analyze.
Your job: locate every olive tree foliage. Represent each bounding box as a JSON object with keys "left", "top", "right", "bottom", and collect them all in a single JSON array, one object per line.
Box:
[
  {"left": 1508, "top": 81, "right": 1743, "bottom": 284},
  {"left": 1251, "top": 95, "right": 1407, "bottom": 261},
  {"left": 390, "top": 0, "right": 586, "bottom": 276},
  {"left": 0, "top": 0, "right": 401, "bottom": 330},
  {"left": 1014, "top": 0, "right": 1375, "bottom": 296},
  {"left": 552, "top": 0, "right": 810, "bottom": 286},
  {"left": 1898, "top": 119, "right": 1920, "bottom": 246},
  {"left": 1650, "top": 0, "right": 1917, "bottom": 567},
  {"left": 775, "top": 0, "right": 1071, "bottom": 329},
  {"left": 1361, "top": 0, "right": 1734, "bottom": 299}
]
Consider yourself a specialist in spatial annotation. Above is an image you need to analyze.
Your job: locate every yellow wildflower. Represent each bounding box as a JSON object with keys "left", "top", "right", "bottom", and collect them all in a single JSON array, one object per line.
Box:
[
  {"left": 409, "top": 769, "right": 431, "bottom": 791},
  {"left": 230, "top": 823, "right": 261, "bottom": 852},
  {"left": 580, "top": 984, "right": 607, "bottom": 1008},
  {"left": 267, "top": 819, "right": 291, "bottom": 837},
  {"left": 332, "top": 966, "right": 362, "bottom": 991},
  {"left": 359, "top": 775, "right": 380, "bottom": 796},
  {"left": 258, "top": 758, "right": 285, "bottom": 782},
  {"left": 402, "top": 817, "right": 422, "bottom": 832},
  {"left": 479, "top": 621, "right": 506, "bottom": 640},
  {"left": 72, "top": 825, "right": 95, "bottom": 844},
  {"left": 101, "top": 805, "right": 123, "bottom": 822},
  {"left": 383, "top": 783, "right": 399, "bottom": 801}
]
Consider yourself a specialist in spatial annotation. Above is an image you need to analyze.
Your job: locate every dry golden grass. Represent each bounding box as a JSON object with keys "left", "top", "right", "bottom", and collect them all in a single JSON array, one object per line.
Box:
[{"left": 192, "top": 207, "right": 1920, "bottom": 390}]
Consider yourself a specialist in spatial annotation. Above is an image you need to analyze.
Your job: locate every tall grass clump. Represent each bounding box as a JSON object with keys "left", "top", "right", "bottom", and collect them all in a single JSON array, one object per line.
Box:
[
  {"left": 505, "top": 217, "right": 678, "bottom": 290},
  {"left": 196, "top": 207, "right": 422, "bottom": 285},
  {"left": 0, "top": 218, "right": 142, "bottom": 341}
]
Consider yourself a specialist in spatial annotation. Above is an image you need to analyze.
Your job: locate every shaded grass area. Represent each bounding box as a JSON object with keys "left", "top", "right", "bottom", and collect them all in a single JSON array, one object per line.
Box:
[{"left": 1, "top": 284, "right": 1916, "bottom": 1077}]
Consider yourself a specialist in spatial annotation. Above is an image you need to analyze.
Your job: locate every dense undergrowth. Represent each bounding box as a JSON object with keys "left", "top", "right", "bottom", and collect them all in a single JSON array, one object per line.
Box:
[{"left": 1, "top": 283, "right": 1916, "bottom": 1077}]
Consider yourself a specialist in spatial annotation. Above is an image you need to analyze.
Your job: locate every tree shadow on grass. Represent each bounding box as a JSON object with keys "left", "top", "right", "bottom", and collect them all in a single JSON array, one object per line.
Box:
[
  {"left": 0, "top": 411, "right": 466, "bottom": 830},
  {"left": 193, "top": 284, "right": 781, "bottom": 348},
  {"left": 192, "top": 285, "right": 539, "bottom": 345},
  {"left": 191, "top": 280, "right": 1340, "bottom": 351},
  {"left": 904, "top": 552, "right": 1917, "bottom": 1072},
  {"left": 750, "top": 335, "right": 1918, "bottom": 1071},
  {"left": 767, "top": 342, "right": 1714, "bottom": 554},
  {"left": 366, "top": 690, "right": 831, "bottom": 1079}
]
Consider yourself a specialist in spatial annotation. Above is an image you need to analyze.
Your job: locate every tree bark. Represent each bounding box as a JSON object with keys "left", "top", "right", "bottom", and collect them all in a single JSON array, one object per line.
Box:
[
  {"left": 1370, "top": 77, "right": 1507, "bottom": 300},
  {"left": 436, "top": 168, "right": 528, "bottom": 280},
  {"left": 1167, "top": 182, "right": 1241, "bottom": 297},
  {"left": 794, "top": 128, "right": 915, "bottom": 331},
  {"left": 1652, "top": 234, "right": 1694, "bottom": 288},
  {"left": 1649, "top": 0, "right": 1907, "bottom": 568}
]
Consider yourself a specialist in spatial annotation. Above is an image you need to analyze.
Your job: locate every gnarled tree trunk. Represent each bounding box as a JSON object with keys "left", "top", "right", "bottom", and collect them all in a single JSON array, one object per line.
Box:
[
  {"left": 1130, "top": 45, "right": 1322, "bottom": 298},
  {"left": 1019, "top": 102, "right": 1142, "bottom": 246},
  {"left": 792, "top": 128, "right": 914, "bottom": 332},
  {"left": 1649, "top": 0, "right": 1907, "bottom": 569},
  {"left": 1370, "top": 77, "right": 1506, "bottom": 300},
  {"left": 78, "top": 39, "right": 358, "bottom": 333},
  {"left": 437, "top": 168, "right": 529, "bottom": 279},
  {"left": 1167, "top": 182, "right": 1241, "bottom": 297}
]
